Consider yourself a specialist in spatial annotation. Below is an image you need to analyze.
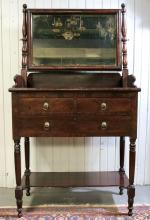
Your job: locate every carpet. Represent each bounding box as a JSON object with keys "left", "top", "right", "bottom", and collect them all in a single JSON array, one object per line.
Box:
[{"left": 0, "top": 205, "right": 150, "bottom": 220}]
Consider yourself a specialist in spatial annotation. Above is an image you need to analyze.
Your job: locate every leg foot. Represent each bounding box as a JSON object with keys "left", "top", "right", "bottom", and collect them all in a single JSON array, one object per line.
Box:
[
  {"left": 119, "top": 186, "right": 124, "bottom": 195},
  {"left": 128, "top": 185, "right": 135, "bottom": 216},
  {"left": 25, "top": 169, "right": 31, "bottom": 197},
  {"left": 26, "top": 188, "right": 30, "bottom": 196},
  {"left": 15, "top": 187, "right": 23, "bottom": 218}
]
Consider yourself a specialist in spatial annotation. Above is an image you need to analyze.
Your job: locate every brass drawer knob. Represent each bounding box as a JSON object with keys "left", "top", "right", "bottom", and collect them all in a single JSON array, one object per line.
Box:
[
  {"left": 101, "top": 102, "right": 107, "bottom": 111},
  {"left": 43, "top": 102, "right": 49, "bottom": 111},
  {"left": 44, "top": 122, "right": 50, "bottom": 130},
  {"left": 101, "top": 121, "right": 107, "bottom": 130}
]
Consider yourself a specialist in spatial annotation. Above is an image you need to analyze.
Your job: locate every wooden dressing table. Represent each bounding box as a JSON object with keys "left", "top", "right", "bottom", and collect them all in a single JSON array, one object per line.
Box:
[{"left": 9, "top": 4, "right": 140, "bottom": 217}]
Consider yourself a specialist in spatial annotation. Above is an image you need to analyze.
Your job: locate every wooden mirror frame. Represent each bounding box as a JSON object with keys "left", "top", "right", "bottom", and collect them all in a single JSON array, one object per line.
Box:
[
  {"left": 26, "top": 9, "right": 122, "bottom": 71},
  {"left": 21, "top": 4, "right": 128, "bottom": 87}
]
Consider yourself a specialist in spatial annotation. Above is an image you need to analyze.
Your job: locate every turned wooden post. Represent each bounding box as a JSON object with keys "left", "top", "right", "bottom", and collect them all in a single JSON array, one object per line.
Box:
[
  {"left": 21, "top": 4, "right": 28, "bottom": 85},
  {"left": 14, "top": 138, "right": 23, "bottom": 218},
  {"left": 121, "top": 3, "right": 128, "bottom": 87},
  {"left": 119, "top": 136, "right": 125, "bottom": 195},
  {"left": 128, "top": 137, "right": 136, "bottom": 216},
  {"left": 24, "top": 137, "right": 31, "bottom": 196}
]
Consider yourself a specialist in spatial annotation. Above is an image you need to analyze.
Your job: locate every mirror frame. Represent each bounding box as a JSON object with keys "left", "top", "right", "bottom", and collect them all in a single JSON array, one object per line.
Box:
[{"left": 27, "top": 9, "right": 122, "bottom": 71}]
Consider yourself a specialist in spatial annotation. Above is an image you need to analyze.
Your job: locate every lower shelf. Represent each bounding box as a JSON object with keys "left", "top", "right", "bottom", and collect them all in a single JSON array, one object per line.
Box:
[{"left": 22, "top": 171, "right": 129, "bottom": 188}]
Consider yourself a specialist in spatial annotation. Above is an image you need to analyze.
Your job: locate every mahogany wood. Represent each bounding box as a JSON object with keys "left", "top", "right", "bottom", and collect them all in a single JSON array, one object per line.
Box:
[
  {"left": 9, "top": 4, "right": 140, "bottom": 218},
  {"left": 22, "top": 171, "right": 129, "bottom": 188},
  {"left": 27, "top": 73, "right": 122, "bottom": 88},
  {"left": 119, "top": 136, "right": 125, "bottom": 195},
  {"left": 14, "top": 138, "right": 23, "bottom": 218},
  {"left": 24, "top": 137, "right": 30, "bottom": 196},
  {"left": 119, "top": 136, "right": 125, "bottom": 174},
  {"left": 128, "top": 138, "right": 136, "bottom": 216},
  {"left": 121, "top": 3, "right": 128, "bottom": 87},
  {"left": 21, "top": 4, "right": 27, "bottom": 85}
]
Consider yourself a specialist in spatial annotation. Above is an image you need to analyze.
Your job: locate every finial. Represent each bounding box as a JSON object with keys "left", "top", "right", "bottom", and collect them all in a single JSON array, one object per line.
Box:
[
  {"left": 121, "top": 3, "right": 126, "bottom": 11},
  {"left": 23, "top": 4, "right": 27, "bottom": 10}
]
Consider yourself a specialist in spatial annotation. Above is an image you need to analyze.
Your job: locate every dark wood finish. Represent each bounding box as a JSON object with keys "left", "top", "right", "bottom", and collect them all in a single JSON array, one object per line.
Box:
[
  {"left": 128, "top": 138, "right": 136, "bottom": 216},
  {"left": 24, "top": 137, "right": 30, "bottom": 196},
  {"left": 121, "top": 3, "right": 128, "bottom": 87},
  {"left": 14, "top": 97, "right": 131, "bottom": 116},
  {"left": 119, "top": 136, "right": 125, "bottom": 195},
  {"left": 27, "top": 73, "right": 122, "bottom": 88},
  {"left": 76, "top": 98, "right": 131, "bottom": 114},
  {"left": 9, "top": 4, "right": 140, "bottom": 218},
  {"left": 14, "top": 138, "right": 23, "bottom": 218},
  {"left": 11, "top": 90, "right": 139, "bottom": 138},
  {"left": 21, "top": 4, "right": 27, "bottom": 85},
  {"left": 13, "top": 115, "right": 131, "bottom": 137},
  {"left": 22, "top": 171, "right": 129, "bottom": 188},
  {"left": 119, "top": 137, "right": 125, "bottom": 173},
  {"left": 14, "top": 75, "right": 25, "bottom": 88}
]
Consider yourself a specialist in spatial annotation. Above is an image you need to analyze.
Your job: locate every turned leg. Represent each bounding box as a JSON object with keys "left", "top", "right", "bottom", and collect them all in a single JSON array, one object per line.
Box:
[
  {"left": 119, "top": 136, "right": 125, "bottom": 195},
  {"left": 14, "top": 138, "right": 23, "bottom": 218},
  {"left": 24, "top": 137, "right": 31, "bottom": 196},
  {"left": 128, "top": 137, "right": 136, "bottom": 216}
]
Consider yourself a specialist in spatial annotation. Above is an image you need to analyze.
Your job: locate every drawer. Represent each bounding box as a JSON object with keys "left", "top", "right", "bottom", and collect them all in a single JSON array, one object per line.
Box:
[
  {"left": 76, "top": 116, "right": 131, "bottom": 136},
  {"left": 77, "top": 98, "right": 131, "bottom": 115},
  {"left": 16, "top": 98, "right": 74, "bottom": 115},
  {"left": 15, "top": 97, "right": 131, "bottom": 116},
  {"left": 14, "top": 115, "right": 131, "bottom": 137},
  {"left": 14, "top": 116, "right": 75, "bottom": 137}
]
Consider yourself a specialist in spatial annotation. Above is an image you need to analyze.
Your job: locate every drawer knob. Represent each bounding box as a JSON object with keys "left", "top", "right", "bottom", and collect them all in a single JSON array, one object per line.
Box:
[
  {"left": 101, "top": 121, "right": 107, "bottom": 130},
  {"left": 101, "top": 102, "right": 107, "bottom": 111},
  {"left": 43, "top": 102, "right": 49, "bottom": 111},
  {"left": 44, "top": 122, "right": 50, "bottom": 130}
]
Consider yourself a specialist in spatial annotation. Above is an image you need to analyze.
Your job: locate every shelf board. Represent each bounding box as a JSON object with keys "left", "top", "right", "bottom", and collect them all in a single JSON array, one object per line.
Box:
[{"left": 22, "top": 171, "right": 129, "bottom": 188}]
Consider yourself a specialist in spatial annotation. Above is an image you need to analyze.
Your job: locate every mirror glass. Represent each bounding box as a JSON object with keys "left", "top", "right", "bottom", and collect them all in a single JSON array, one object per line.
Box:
[{"left": 32, "top": 13, "right": 117, "bottom": 67}]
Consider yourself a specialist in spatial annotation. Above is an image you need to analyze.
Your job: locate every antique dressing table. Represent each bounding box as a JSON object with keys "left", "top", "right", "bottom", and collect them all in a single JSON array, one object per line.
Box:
[{"left": 9, "top": 4, "right": 140, "bottom": 217}]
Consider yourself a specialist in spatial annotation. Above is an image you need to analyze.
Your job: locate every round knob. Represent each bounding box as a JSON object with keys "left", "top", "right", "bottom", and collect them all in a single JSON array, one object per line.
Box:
[
  {"left": 101, "top": 102, "right": 107, "bottom": 111},
  {"left": 43, "top": 102, "right": 49, "bottom": 111},
  {"left": 44, "top": 122, "right": 50, "bottom": 130},
  {"left": 101, "top": 121, "right": 107, "bottom": 130}
]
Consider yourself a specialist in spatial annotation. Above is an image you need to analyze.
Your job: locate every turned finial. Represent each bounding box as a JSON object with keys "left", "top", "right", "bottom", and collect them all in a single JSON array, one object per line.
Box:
[
  {"left": 121, "top": 3, "right": 128, "bottom": 87},
  {"left": 121, "top": 3, "right": 127, "bottom": 70},
  {"left": 21, "top": 3, "right": 28, "bottom": 85},
  {"left": 121, "top": 3, "right": 126, "bottom": 11},
  {"left": 23, "top": 4, "right": 27, "bottom": 10}
]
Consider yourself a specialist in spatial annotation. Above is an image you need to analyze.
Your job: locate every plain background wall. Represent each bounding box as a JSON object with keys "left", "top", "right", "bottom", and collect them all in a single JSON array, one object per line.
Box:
[{"left": 0, "top": 0, "right": 150, "bottom": 188}]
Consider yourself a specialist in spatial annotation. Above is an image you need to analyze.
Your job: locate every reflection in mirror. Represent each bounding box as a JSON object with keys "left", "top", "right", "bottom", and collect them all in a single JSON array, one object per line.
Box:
[{"left": 32, "top": 14, "right": 117, "bottom": 67}]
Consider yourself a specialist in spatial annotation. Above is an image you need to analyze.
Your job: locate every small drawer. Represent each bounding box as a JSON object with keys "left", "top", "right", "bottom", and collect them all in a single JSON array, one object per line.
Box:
[
  {"left": 17, "top": 98, "right": 74, "bottom": 115},
  {"left": 14, "top": 117, "right": 75, "bottom": 137},
  {"left": 77, "top": 98, "right": 131, "bottom": 115},
  {"left": 74, "top": 115, "right": 131, "bottom": 136}
]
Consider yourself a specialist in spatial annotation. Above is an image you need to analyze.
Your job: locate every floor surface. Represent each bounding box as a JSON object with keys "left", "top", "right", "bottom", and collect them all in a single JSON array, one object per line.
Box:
[{"left": 0, "top": 186, "right": 150, "bottom": 207}]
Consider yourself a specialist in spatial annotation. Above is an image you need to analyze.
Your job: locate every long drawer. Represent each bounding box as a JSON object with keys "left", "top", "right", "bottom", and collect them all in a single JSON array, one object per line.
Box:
[
  {"left": 15, "top": 97, "right": 131, "bottom": 116},
  {"left": 13, "top": 115, "right": 131, "bottom": 137}
]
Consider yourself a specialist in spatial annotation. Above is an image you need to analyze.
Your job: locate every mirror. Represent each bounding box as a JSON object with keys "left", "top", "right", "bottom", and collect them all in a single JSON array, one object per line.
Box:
[{"left": 28, "top": 10, "right": 121, "bottom": 70}]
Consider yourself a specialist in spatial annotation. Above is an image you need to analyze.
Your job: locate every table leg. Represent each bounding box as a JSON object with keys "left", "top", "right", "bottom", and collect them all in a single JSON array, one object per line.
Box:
[
  {"left": 24, "top": 137, "right": 31, "bottom": 196},
  {"left": 119, "top": 136, "right": 125, "bottom": 195},
  {"left": 128, "top": 137, "right": 136, "bottom": 216},
  {"left": 14, "top": 138, "right": 23, "bottom": 218}
]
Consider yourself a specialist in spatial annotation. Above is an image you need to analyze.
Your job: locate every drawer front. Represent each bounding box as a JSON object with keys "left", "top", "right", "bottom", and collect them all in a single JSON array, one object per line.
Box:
[
  {"left": 76, "top": 117, "right": 131, "bottom": 136},
  {"left": 17, "top": 98, "right": 74, "bottom": 115},
  {"left": 15, "top": 97, "right": 131, "bottom": 117},
  {"left": 14, "top": 115, "right": 131, "bottom": 137},
  {"left": 77, "top": 98, "right": 131, "bottom": 115}
]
